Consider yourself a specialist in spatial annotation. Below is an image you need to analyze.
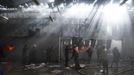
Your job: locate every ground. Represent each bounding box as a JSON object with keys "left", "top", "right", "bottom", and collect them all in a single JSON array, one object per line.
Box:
[{"left": 3, "top": 62, "right": 134, "bottom": 75}]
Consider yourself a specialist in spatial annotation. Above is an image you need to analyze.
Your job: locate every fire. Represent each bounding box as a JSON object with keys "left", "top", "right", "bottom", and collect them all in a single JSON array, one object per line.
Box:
[{"left": 4, "top": 44, "right": 15, "bottom": 53}]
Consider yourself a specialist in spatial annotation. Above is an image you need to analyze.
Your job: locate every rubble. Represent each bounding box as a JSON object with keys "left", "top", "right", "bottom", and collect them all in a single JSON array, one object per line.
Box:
[
  {"left": 49, "top": 65, "right": 61, "bottom": 68},
  {"left": 51, "top": 69, "right": 63, "bottom": 74},
  {"left": 25, "top": 63, "right": 46, "bottom": 70}
]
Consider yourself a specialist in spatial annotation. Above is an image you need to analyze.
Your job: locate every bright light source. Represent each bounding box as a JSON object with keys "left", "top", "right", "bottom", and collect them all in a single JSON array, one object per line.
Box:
[
  {"left": 126, "top": 0, "right": 132, "bottom": 4},
  {"left": 59, "top": 3, "right": 64, "bottom": 8},
  {"left": 53, "top": 7, "right": 58, "bottom": 12},
  {"left": 63, "top": 3, "right": 93, "bottom": 18},
  {"left": 0, "top": 16, "right": 8, "bottom": 23},
  {"left": 98, "top": 3, "right": 131, "bottom": 39},
  {"left": 23, "top": 4, "right": 50, "bottom": 17},
  {"left": 49, "top": 0, "right": 55, "bottom": 3},
  {"left": 106, "top": 25, "right": 112, "bottom": 36},
  {"left": 103, "top": 4, "right": 127, "bottom": 26},
  {"left": 125, "top": 0, "right": 133, "bottom": 7},
  {"left": 2, "top": 16, "right": 9, "bottom": 20}
]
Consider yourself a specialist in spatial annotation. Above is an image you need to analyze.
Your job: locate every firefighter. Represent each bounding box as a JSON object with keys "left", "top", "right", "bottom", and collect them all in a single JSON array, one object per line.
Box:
[
  {"left": 111, "top": 47, "right": 120, "bottom": 68},
  {"left": 64, "top": 42, "right": 71, "bottom": 67},
  {"left": 73, "top": 44, "right": 80, "bottom": 70}
]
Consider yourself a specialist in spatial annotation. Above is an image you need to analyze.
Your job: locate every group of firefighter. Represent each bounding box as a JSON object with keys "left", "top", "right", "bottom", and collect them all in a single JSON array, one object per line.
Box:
[{"left": 64, "top": 37, "right": 120, "bottom": 73}]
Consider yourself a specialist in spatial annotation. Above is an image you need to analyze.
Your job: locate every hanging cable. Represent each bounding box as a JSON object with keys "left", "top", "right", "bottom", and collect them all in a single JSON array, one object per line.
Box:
[
  {"left": 120, "top": 0, "right": 128, "bottom": 6},
  {"left": 32, "top": 0, "right": 40, "bottom": 5}
]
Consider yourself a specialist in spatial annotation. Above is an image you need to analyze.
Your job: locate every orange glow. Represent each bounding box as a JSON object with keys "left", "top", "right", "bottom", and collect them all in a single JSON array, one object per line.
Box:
[{"left": 4, "top": 44, "right": 15, "bottom": 53}]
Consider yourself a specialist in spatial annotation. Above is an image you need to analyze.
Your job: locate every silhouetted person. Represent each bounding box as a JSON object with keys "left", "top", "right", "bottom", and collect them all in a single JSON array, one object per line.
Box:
[
  {"left": 22, "top": 44, "right": 28, "bottom": 65},
  {"left": 29, "top": 44, "right": 37, "bottom": 64},
  {"left": 0, "top": 62, "right": 3, "bottom": 75},
  {"left": 129, "top": 56, "right": 134, "bottom": 67},
  {"left": 0, "top": 46, "right": 4, "bottom": 75},
  {"left": 64, "top": 44, "right": 70, "bottom": 67},
  {"left": 87, "top": 39, "right": 96, "bottom": 63},
  {"left": 87, "top": 47, "right": 92, "bottom": 63},
  {"left": 101, "top": 46, "right": 108, "bottom": 74},
  {"left": 96, "top": 45, "right": 103, "bottom": 66},
  {"left": 111, "top": 47, "right": 120, "bottom": 68},
  {"left": 46, "top": 47, "right": 52, "bottom": 64},
  {"left": 73, "top": 44, "right": 80, "bottom": 70}
]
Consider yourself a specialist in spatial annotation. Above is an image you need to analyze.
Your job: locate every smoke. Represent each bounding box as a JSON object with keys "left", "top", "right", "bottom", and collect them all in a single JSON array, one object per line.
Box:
[
  {"left": 1, "top": 1, "right": 133, "bottom": 51},
  {"left": 19, "top": 2, "right": 132, "bottom": 41}
]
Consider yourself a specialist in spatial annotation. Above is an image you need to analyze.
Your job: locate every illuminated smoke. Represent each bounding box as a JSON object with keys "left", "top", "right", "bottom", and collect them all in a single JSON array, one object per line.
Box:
[{"left": 2, "top": 1, "right": 132, "bottom": 48}]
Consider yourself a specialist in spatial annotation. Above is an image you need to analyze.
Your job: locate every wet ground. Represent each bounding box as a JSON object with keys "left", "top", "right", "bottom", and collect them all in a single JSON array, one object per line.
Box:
[{"left": 3, "top": 62, "right": 134, "bottom": 75}]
